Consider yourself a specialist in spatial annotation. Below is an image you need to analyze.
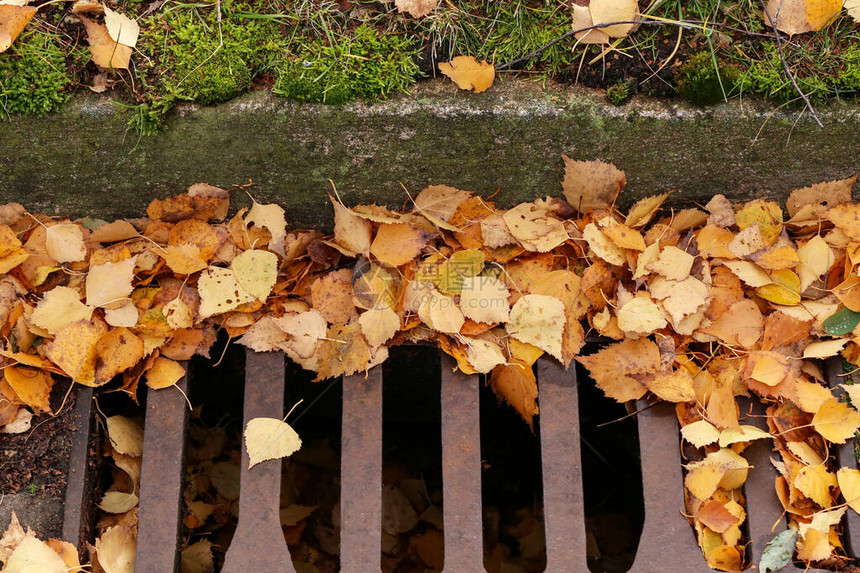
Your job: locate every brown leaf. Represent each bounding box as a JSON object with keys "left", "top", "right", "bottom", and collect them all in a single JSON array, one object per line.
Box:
[
  {"left": 394, "top": 0, "right": 437, "bottom": 18},
  {"left": 576, "top": 338, "right": 659, "bottom": 402},
  {"left": 786, "top": 175, "right": 856, "bottom": 217},
  {"left": 561, "top": 155, "right": 625, "bottom": 213},
  {"left": 79, "top": 15, "right": 133, "bottom": 70},
  {"left": 0, "top": 2, "right": 36, "bottom": 53},
  {"left": 370, "top": 223, "right": 427, "bottom": 267}
]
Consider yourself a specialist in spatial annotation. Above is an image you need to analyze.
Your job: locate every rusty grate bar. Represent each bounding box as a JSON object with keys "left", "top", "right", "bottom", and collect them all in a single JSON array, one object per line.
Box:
[
  {"left": 340, "top": 367, "right": 383, "bottom": 573},
  {"left": 61, "top": 385, "right": 96, "bottom": 554},
  {"left": 222, "top": 350, "right": 295, "bottom": 573},
  {"left": 135, "top": 363, "right": 190, "bottom": 573},
  {"left": 440, "top": 354, "right": 485, "bottom": 572},
  {"left": 630, "top": 401, "right": 714, "bottom": 572},
  {"left": 827, "top": 356, "right": 860, "bottom": 557},
  {"left": 536, "top": 358, "right": 588, "bottom": 571}
]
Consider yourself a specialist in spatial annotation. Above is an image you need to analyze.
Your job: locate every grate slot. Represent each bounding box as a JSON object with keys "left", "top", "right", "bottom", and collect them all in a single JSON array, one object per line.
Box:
[
  {"left": 340, "top": 367, "right": 383, "bottom": 572},
  {"left": 537, "top": 358, "right": 588, "bottom": 571},
  {"left": 440, "top": 354, "right": 485, "bottom": 572},
  {"left": 222, "top": 350, "right": 295, "bottom": 572}
]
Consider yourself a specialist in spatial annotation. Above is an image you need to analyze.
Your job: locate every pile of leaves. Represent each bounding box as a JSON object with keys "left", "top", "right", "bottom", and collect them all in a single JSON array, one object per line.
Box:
[{"left": 2, "top": 160, "right": 860, "bottom": 571}]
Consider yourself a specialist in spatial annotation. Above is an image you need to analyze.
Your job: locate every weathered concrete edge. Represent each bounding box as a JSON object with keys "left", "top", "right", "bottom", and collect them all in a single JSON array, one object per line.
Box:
[{"left": 2, "top": 79, "right": 858, "bottom": 229}]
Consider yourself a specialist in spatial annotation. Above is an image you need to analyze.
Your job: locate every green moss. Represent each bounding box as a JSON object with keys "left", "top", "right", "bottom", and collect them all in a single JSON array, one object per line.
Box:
[
  {"left": 607, "top": 80, "right": 634, "bottom": 105},
  {"left": 676, "top": 52, "right": 740, "bottom": 105},
  {"left": 0, "top": 30, "right": 71, "bottom": 116},
  {"left": 273, "top": 24, "right": 420, "bottom": 104},
  {"left": 131, "top": 1, "right": 288, "bottom": 131}
]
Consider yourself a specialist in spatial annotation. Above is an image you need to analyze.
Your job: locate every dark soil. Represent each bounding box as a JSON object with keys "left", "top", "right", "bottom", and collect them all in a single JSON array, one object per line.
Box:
[{"left": 0, "top": 381, "right": 77, "bottom": 496}]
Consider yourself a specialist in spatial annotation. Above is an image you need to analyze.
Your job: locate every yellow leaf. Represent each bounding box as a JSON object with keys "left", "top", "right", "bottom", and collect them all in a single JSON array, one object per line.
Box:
[
  {"left": 370, "top": 223, "right": 427, "bottom": 267},
  {"left": 796, "top": 235, "right": 834, "bottom": 291},
  {"left": 0, "top": 2, "right": 35, "bottom": 53},
  {"left": 79, "top": 15, "right": 132, "bottom": 70},
  {"left": 846, "top": 0, "right": 860, "bottom": 22},
  {"left": 489, "top": 361, "right": 539, "bottom": 429},
  {"left": 796, "top": 527, "right": 831, "bottom": 561},
  {"left": 94, "top": 525, "right": 136, "bottom": 573},
  {"left": 463, "top": 337, "right": 506, "bottom": 374},
  {"left": 748, "top": 351, "right": 790, "bottom": 386},
  {"left": 646, "top": 245, "right": 694, "bottom": 281},
  {"left": 681, "top": 419, "right": 721, "bottom": 448},
  {"left": 624, "top": 192, "right": 672, "bottom": 227},
  {"left": 438, "top": 56, "right": 494, "bottom": 93},
  {"left": 718, "top": 425, "right": 771, "bottom": 447},
  {"left": 31, "top": 286, "right": 93, "bottom": 335},
  {"left": 197, "top": 266, "right": 255, "bottom": 320},
  {"left": 231, "top": 249, "right": 278, "bottom": 302},
  {"left": 812, "top": 398, "right": 860, "bottom": 443},
  {"left": 751, "top": 245, "right": 800, "bottom": 270},
  {"left": 4, "top": 366, "right": 53, "bottom": 414},
  {"left": 616, "top": 296, "right": 667, "bottom": 336},
  {"left": 589, "top": 0, "right": 639, "bottom": 37},
  {"left": 571, "top": 3, "right": 609, "bottom": 44},
  {"left": 640, "top": 368, "right": 695, "bottom": 403},
  {"left": 756, "top": 269, "right": 801, "bottom": 306},
  {"left": 502, "top": 202, "right": 568, "bottom": 253},
  {"left": 311, "top": 268, "right": 356, "bottom": 326},
  {"left": 98, "top": 491, "right": 139, "bottom": 515},
  {"left": 458, "top": 276, "right": 510, "bottom": 324},
  {"left": 561, "top": 155, "right": 625, "bottom": 213},
  {"left": 707, "top": 448, "right": 749, "bottom": 490},
  {"left": 91, "top": 220, "right": 138, "bottom": 243},
  {"left": 827, "top": 203, "right": 860, "bottom": 241},
  {"left": 276, "top": 310, "right": 327, "bottom": 361},
  {"left": 576, "top": 338, "right": 658, "bottom": 402},
  {"left": 4, "top": 536, "right": 67, "bottom": 573},
  {"left": 94, "top": 327, "right": 144, "bottom": 385},
  {"left": 46, "top": 318, "right": 107, "bottom": 385},
  {"left": 838, "top": 467, "right": 860, "bottom": 514},
  {"left": 600, "top": 220, "right": 645, "bottom": 251},
  {"left": 509, "top": 338, "right": 543, "bottom": 366},
  {"left": 803, "top": 338, "right": 847, "bottom": 358},
  {"left": 786, "top": 175, "right": 855, "bottom": 217},
  {"left": 735, "top": 199, "right": 783, "bottom": 246},
  {"left": 649, "top": 276, "right": 709, "bottom": 326},
  {"left": 331, "top": 196, "right": 372, "bottom": 255},
  {"left": 146, "top": 357, "right": 185, "bottom": 389},
  {"left": 795, "top": 465, "right": 837, "bottom": 507},
  {"left": 506, "top": 294, "right": 565, "bottom": 361},
  {"left": 583, "top": 223, "right": 626, "bottom": 266},
  {"left": 162, "top": 244, "right": 207, "bottom": 275},
  {"left": 103, "top": 5, "right": 139, "bottom": 47},
  {"left": 685, "top": 462, "right": 726, "bottom": 500},
  {"left": 106, "top": 416, "right": 143, "bottom": 457},
  {"left": 244, "top": 417, "right": 302, "bottom": 468},
  {"left": 696, "top": 225, "right": 736, "bottom": 259},
  {"left": 45, "top": 223, "right": 86, "bottom": 263},
  {"left": 416, "top": 284, "right": 464, "bottom": 334},
  {"left": 795, "top": 379, "right": 833, "bottom": 413},
  {"left": 722, "top": 260, "right": 772, "bottom": 287},
  {"left": 358, "top": 306, "right": 400, "bottom": 348},
  {"left": 86, "top": 256, "right": 136, "bottom": 309},
  {"left": 245, "top": 201, "right": 287, "bottom": 256},
  {"left": 0, "top": 224, "right": 29, "bottom": 273}
]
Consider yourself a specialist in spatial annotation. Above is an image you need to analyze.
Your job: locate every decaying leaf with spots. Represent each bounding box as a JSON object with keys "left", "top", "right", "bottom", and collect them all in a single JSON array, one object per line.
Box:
[{"left": 561, "top": 156, "right": 625, "bottom": 213}]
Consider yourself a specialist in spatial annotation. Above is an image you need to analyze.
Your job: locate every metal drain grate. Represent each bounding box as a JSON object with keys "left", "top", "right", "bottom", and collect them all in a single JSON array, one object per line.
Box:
[{"left": 60, "top": 349, "right": 860, "bottom": 572}]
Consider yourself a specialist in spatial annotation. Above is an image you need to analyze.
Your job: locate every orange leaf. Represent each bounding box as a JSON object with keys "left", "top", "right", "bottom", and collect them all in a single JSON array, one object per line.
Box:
[{"left": 438, "top": 56, "right": 494, "bottom": 93}]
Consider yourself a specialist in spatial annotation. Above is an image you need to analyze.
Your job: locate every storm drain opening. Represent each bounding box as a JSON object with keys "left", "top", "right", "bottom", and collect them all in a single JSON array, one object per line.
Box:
[{"left": 65, "top": 347, "right": 860, "bottom": 572}]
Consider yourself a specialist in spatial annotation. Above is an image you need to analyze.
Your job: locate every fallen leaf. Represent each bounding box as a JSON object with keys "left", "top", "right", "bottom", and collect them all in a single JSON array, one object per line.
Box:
[
  {"left": 639, "top": 368, "right": 695, "bottom": 402},
  {"left": 438, "top": 56, "right": 494, "bottom": 93},
  {"left": 718, "top": 425, "right": 771, "bottom": 447},
  {"left": 722, "top": 260, "right": 772, "bottom": 288},
  {"left": 95, "top": 525, "right": 136, "bottom": 573},
  {"left": 646, "top": 245, "right": 694, "bottom": 280},
  {"left": 416, "top": 284, "right": 464, "bottom": 334},
  {"left": 146, "top": 356, "right": 185, "bottom": 389},
  {"left": 231, "top": 249, "right": 277, "bottom": 302},
  {"left": 79, "top": 15, "right": 133, "bottom": 70},
  {"left": 463, "top": 337, "right": 506, "bottom": 374},
  {"left": 616, "top": 296, "right": 667, "bottom": 336},
  {"left": 94, "top": 327, "right": 145, "bottom": 385},
  {"left": 699, "top": 299, "right": 763, "bottom": 349},
  {"left": 685, "top": 462, "right": 726, "bottom": 500},
  {"left": 625, "top": 192, "right": 672, "bottom": 227},
  {"left": 331, "top": 196, "right": 372, "bottom": 255},
  {"left": 583, "top": 223, "right": 626, "bottom": 266},
  {"left": 697, "top": 500, "right": 739, "bottom": 533},
  {"left": 759, "top": 529, "right": 797, "bottom": 573},
  {"left": 103, "top": 5, "right": 139, "bottom": 47},
  {"left": 589, "top": 0, "right": 639, "bottom": 37},
  {"left": 4, "top": 366, "right": 53, "bottom": 414},
  {"left": 795, "top": 465, "right": 837, "bottom": 507},
  {"left": 506, "top": 294, "right": 565, "bottom": 360},
  {"left": 838, "top": 467, "right": 860, "bottom": 514},
  {"left": 45, "top": 223, "right": 86, "bottom": 263},
  {"left": 30, "top": 286, "right": 93, "bottom": 334},
  {"left": 812, "top": 398, "right": 860, "bottom": 443},
  {"left": 845, "top": 0, "right": 860, "bottom": 22},
  {"left": 3, "top": 536, "right": 67, "bottom": 573},
  {"left": 576, "top": 338, "right": 658, "bottom": 401},
  {"left": 502, "top": 202, "right": 568, "bottom": 253},
  {"left": 46, "top": 318, "right": 108, "bottom": 384},
  {"left": 803, "top": 338, "right": 847, "bottom": 358},
  {"left": 244, "top": 417, "right": 302, "bottom": 468},
  {"left": 180, "top": 540, "right": 213, "bottom": 573},
  {"left": 681, "top": 419, "right": 721, "bottom": 448},
  {"left": 358, "top": 306, "right": 400, "bottom": 348},
  {"left": 562, "top": 156, "right": 625, "bottom": 212},
  {"left": 311, "top": 269, "right": 355, "bottom": 326},
  {"left": 0, "top": 225, "right": 29, "bottom": 273},
  {"left": 394, "top": 0, "right": 437, "bottom": 18},
  {"left": 0, "top": 0, "right": 36, "bottom": 53},
  {"left": 197, "top": 266, "right": 255, "bottom": 320},
  {"left": 489, "top": 361, "right": 539, "bottom": 429},
  {"left": 370, "top": 223, "right": 427, "bottom": 267},
  {"left": 245, "top": 201, "right": 287, "bottom": 256},
  {"left": 106, "top": 416, "right": 143, "bottom": 456},
  {"left": 86, "top": 257, "right": 136, "bottom": 309},
  {"left": 458, "top": 275, "right": 510, "bottom": 324},
  {"left": 600, "top": 220, "right": 645, "bottom": 251},
  {"left": 571, "top": 3, "right": 609, "bottom": 44},
  {"left": 763, "top": 0, "right": 842, "bottom": 34},
  {"left": 276, "top": 310, "right": 327, "bottom": 360}
]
